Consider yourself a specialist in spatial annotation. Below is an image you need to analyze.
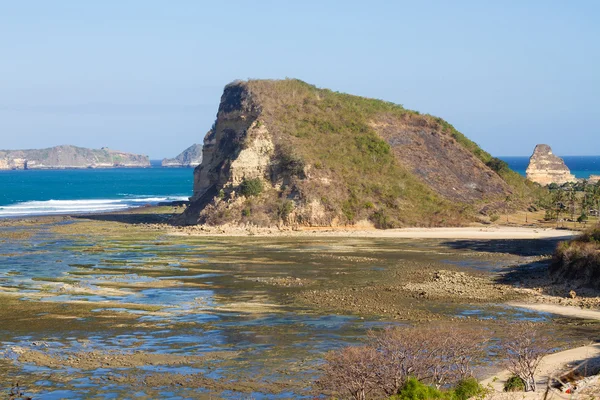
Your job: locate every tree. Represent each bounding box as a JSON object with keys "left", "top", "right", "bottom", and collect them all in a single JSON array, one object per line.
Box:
[
  {"left": 317, "top": 345, "right": 380, "bottom": 400},
  {"left": 500, "top": 323, "right": 553, "bottom": 392},
  {"left": 368, "top": 325, "right": 489, "bottom": 393},
  {"left": 239, "top": 178, "right": 263, "bottom": 197}
]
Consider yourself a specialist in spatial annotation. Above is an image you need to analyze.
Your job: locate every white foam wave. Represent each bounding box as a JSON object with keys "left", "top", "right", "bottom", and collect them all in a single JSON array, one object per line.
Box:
[{"left": 0, "top": 196, "right": 189, "bottom": 217}]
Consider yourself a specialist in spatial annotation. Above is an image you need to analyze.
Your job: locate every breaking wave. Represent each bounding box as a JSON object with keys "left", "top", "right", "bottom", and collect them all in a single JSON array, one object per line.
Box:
[{"left": 0, "top": 196, "right": 189, "bottom": 217}]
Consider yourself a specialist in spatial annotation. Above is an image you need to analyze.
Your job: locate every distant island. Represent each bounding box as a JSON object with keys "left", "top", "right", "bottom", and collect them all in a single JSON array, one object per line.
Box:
[
  {"left": 161, "top": 144, "right": 203, "bottom": 168},
  {"left": 0, "top": 145, "right": 150, "bottom": 170}
]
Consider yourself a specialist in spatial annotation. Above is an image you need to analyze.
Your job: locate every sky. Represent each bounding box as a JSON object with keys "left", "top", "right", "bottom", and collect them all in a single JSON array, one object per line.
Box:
[{"left": 0, "top": 0, "right": 598, "bottom": 159}]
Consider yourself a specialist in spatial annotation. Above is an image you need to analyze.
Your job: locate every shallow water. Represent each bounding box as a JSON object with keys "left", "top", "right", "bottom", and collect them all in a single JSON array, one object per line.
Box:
[{"left": 0, "top": 221, "right": 593, "bottom": 398}]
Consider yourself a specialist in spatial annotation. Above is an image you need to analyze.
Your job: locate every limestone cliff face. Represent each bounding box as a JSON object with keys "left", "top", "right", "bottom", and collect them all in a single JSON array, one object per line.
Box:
[
  {"left": 0, "top": 145, "right": 150, "bottom": 170},
  {"left": 161, "top": 144, "right": 203, "bottom": 167},
  {"left": 526, "top": 144, "right": 575, "bottom": 185},
  {"left": 178, "top": 79, "right": 527, "bottom": 227}
]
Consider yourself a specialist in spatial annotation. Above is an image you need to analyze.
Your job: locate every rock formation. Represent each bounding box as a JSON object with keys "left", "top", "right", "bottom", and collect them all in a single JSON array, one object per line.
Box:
[
  {"left": 588, "top": 175, "right": 600, "bottom": 184},
  {"left": 161, "top": 144, "right": 203, "bottom": 167},
  {"left": 0, "top": 145, "right": 150, "bottom": 170},
  {"left": 526, "top": 144, "right": 575, "bottom": 185},
  {"left": 176, "top": 79, "right": 532, "bottom": 227}
]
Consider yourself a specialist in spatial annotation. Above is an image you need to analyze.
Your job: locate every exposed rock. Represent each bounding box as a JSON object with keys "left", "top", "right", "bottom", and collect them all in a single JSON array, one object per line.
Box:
[
  {"left": 589, "top": 175, "right": 600, "bottom": 184},
  {"left": 161, "top": 144, "right": 203, "bottom": 167},
  {"left": 176, "top": 79, "right": 529, "bottom": 227},
  {"left": 526, "top": 144, "right": 575, "bottom": 185},
  {"left": 0, "top": 145, "right": 150, "bottom": 170}
]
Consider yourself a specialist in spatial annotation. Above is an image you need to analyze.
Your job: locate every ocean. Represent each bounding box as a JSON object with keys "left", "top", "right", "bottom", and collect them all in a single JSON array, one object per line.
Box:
[
  {"left": 0, "top": 161, "right": 192, "bottom": 217},
  {"left": 1, "top": 157, "right": 599, "bottom": 218}
]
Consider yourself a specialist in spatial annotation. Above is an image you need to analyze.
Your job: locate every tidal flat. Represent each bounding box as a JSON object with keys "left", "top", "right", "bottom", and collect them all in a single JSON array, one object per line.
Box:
[{"left": 0, "top": 216, "right": 598, "bottom": 399}]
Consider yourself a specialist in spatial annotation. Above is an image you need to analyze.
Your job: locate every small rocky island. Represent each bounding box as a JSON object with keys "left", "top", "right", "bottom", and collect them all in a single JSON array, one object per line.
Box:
[
  {"left": 176, "top": 79, "right": 539, "bottom": 227},
  {"left": 526, "top": 144, "right": 575, "bottom": 185},
  {"left": 0, "top": 145, "right": 150, "bottom": 170},
  {"left": 161, "top": 144, "right": 203, "bottom": 167}
]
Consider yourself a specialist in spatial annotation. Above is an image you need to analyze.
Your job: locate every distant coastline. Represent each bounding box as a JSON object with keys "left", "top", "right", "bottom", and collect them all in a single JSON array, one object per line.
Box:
[{"left": 0, "top": 145, "right": 150, "bottom": 170}]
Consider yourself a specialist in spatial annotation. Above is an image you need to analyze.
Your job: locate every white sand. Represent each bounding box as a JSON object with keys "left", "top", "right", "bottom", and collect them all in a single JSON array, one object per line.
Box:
[
  {"left": 171, "top": 225, "right": 577, "bottom": 239},
  {"left": 508, "top": 302, "right": 600, "bottom": 321}
]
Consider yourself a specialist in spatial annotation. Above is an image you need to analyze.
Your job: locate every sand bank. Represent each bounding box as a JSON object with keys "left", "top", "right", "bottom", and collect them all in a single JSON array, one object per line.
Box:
[
  {"left": 508, "top": 302, "right": 600, "bottom": 321},
  {"left": 169, "top": 225, "right": 577, "bottom": 239}
]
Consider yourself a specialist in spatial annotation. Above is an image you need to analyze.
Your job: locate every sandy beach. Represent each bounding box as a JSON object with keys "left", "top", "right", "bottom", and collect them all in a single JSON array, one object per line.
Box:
[{"left": 169, "top": 224, "right": 578, "bottom": 240}]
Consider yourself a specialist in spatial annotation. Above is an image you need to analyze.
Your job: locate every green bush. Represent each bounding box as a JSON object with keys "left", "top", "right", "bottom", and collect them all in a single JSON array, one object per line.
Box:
[
  {"left": 485, "top": 157, "right": 509, "bottom": 174},
  {"left": 371, "top": 209, "right": 394, "bottom": 229},
  {"left": 453, "top": 377, "right": 483, "bottom": 400},
  {"left": 239, "top": 178, "right": 263, "bottom": 197},
  {"left": 278, "top": 200, "right": 294, "bottom": 220},
  {"left": 393, "top": 378, "right": 447, "bottom": 400},
  {"left": 504, "top": 375, "right": 525, "bottom": 392}
]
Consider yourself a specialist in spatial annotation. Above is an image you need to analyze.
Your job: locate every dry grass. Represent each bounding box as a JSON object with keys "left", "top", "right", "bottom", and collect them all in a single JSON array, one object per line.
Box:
[{"left": 551, "top": 225, "right": 600, "bottom": 288}]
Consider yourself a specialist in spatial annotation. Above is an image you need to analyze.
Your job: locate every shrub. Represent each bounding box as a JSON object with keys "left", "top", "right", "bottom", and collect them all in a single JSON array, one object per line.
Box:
[
  {"left": 551, "top": 225, "right": 600, "bottom": 289},
  {"left": 239, "top": 178, "right": 263, "bottom": 197},
  {"left": 317, "top": 345, "right": 380, "bottom": 400},
  {"left": 278, "top": 200, "right": 294, "bottom": 221},
  {"left": 453, "top": 377, "right": 484, "bottom": 400},
  {"left": 485, "top": 157, "right": 509, "bottom": 174},
  {"left": 503, "top": 375, "right": 526, "bottom": 392},
  {"left": 370, "top": 209, "right": 392, "bottom": 229},
  {"left": 394, "top": 378, "right": 446, "bottom": 400},
  {"left": 499, "top": 323, "right": 553, "bottom": 392},
  {"left": 368, "top": 325, "right": 489, "bottom": 394},
  {"left": 277, "top": 147, "right": 305, "bottom": 177}
]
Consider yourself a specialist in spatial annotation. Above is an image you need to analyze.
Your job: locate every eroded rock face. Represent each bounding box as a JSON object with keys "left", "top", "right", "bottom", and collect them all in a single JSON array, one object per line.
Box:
[{"left": 526, "top": 144, "right": 575, "bottom": 185}]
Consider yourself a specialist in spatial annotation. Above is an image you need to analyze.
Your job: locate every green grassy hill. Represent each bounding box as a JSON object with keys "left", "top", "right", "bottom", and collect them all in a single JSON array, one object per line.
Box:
[{"left": 179, "top": 79, "right": 541, "bottom": 227}]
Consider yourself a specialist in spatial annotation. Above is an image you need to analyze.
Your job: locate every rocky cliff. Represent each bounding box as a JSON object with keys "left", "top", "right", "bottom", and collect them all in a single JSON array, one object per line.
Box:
[
  {"left": 0, "top": 145, "right": 150, "bottom": 170},
  {"left": 161, "top": 144, "right": 203, "bottom": 167},
  {"left": 178, "top": 79, "right": 538, "bottom": 227},
  {"left": 526, "top": 144, "right": 575, "bottom": 185}
]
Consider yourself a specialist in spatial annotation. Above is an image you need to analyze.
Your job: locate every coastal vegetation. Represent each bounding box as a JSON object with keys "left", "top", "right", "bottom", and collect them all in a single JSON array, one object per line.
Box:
[
  {"left": 542, "top": 180, "right": 600, "bottom": 227},
  {"left": 318, "top": 323, "right": 552, "bottom": 399},
  {"left": 552, "top": 224, "right": 600, "bottom": 289}
]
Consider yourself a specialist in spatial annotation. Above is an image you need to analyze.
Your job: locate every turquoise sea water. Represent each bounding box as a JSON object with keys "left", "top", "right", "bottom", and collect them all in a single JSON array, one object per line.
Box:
[{"left": 0, "top": 161, "right": 192, "bottom": 217}]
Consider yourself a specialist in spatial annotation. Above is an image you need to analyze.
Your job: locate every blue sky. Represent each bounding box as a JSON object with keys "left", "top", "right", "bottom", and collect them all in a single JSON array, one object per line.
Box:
[{"left": 0, "top": 0, "right": 597, "bottom": 158}]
